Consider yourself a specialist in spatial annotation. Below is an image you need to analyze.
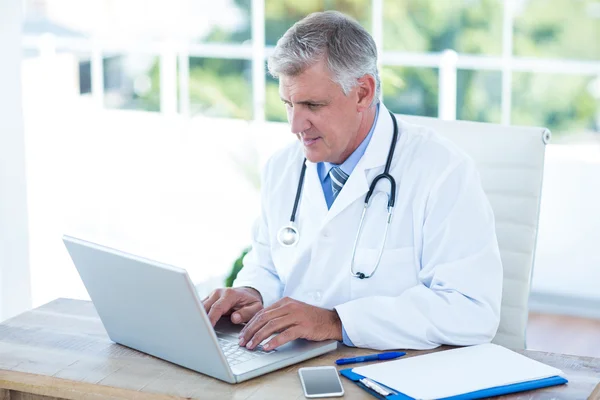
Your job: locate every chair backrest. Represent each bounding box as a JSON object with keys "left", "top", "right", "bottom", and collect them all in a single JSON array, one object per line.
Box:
[{"left": 399, "top": 114, "right": 550, "bottom": 350}]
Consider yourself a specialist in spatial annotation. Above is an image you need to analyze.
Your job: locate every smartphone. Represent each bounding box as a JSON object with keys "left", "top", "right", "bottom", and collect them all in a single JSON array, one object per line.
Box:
[{"left": 298, "top": 366, "right": 345, "bottom": 398}]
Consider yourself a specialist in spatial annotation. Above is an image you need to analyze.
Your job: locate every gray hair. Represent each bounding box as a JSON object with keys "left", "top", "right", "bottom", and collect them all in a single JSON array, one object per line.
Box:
[{"left": 268, "top": 11, "right": 381, "bottom": 105}]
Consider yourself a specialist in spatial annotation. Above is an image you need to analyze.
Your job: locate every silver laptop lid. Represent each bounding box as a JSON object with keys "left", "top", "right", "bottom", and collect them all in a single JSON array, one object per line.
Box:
[{"left": 62, "top": 235, "right": 235, "bottom": 383}]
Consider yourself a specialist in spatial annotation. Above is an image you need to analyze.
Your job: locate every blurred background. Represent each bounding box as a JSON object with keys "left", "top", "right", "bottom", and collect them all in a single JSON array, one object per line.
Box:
[{"left": 8, "top": 0, "right": 600, "bottom": 326}]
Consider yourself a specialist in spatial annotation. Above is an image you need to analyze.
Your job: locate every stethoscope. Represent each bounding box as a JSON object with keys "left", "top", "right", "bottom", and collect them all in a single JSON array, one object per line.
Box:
[{"left": 277, "top": 111, "right": 399, "bottom": 279}]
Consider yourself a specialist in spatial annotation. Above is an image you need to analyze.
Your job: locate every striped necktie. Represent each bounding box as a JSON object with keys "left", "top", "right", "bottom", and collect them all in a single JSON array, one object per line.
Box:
[{"left": 330, "top": 166, "right": 349, "bottom": 198}]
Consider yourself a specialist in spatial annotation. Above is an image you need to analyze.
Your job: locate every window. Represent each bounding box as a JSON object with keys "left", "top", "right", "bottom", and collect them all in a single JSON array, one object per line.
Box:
[
  {"left": 193, "top": 0, "right": 252, "bottom": 44},
  {"left": 383, "top": 66, "right": 439, "bottom": 117},
  {"left": 513, "top": 0, "right": 600, "bottom": 61},
  {"left": 103, "top": 54, "right": 161, "bottom": 112},
  {"left": 265, "top": 64, "right": 287, "bottom": 122},
  {"left": 188, "top": 57, "right": 253, "bottom": 119},
  {"left": 20, "top": 0, "right": 600, "bottom": 311},
  {"left": 457, "top": 70, "right": 502, "bottom": 123},
  {"left": 512, "top": 72, "right": 598, "bottom": 138},
  {"left": 383, "top": 0, "right": 503, "bottom": 54}
]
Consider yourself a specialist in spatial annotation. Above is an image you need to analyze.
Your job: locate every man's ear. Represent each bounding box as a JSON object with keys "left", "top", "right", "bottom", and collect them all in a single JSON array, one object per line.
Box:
[{"left": 356, "top": 74, "right": 376, "bottom": 112}]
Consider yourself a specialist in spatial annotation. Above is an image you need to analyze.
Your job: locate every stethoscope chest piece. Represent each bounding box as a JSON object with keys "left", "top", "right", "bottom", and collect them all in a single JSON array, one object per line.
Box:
[{"left": 277, "top": 224, "right": 299, "bottom": 247}]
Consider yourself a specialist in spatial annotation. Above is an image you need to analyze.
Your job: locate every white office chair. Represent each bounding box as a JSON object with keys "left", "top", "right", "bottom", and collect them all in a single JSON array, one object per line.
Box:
[{"left": 400, "top": 114, "right": 550, "bottom": 350}]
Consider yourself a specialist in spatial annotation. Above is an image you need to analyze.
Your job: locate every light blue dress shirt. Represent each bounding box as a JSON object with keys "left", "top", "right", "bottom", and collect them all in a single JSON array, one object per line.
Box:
[{"left": 317, "top": 103, "right": 379, "bottom": 346}]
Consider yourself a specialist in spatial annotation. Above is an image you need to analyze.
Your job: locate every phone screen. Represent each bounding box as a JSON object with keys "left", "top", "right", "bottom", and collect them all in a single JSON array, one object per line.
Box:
[{"left": 300, "top": 367, "right": 343, "bottom": 396}]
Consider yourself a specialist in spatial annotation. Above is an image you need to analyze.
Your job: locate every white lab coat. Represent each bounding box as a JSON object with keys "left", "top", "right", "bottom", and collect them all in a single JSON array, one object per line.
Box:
[{"left": 233, "top": 103, "right": 503, "bottom": 350}]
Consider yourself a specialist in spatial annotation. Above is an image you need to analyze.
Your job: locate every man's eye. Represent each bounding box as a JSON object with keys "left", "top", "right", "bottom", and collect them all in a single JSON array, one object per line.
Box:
[{"left": 307, "top": 104, "right": 321, "bottom": 110}]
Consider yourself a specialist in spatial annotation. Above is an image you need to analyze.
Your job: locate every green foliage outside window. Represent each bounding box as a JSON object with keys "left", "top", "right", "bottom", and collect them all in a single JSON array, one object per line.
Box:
[{"left": 188, "top": 58, "right": 253, "bottom": 120}]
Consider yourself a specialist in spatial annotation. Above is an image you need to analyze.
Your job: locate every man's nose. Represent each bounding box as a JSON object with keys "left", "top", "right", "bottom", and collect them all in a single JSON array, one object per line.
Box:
[{"left": 289, "top": 107, "right": 311, "bottom": 134}]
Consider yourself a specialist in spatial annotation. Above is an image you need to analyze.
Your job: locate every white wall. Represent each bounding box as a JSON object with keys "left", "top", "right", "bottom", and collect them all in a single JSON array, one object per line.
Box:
[
  {"left": 0, "top": 0, "right": 31, "bottom": 321},
  {"left": 530, "top": 144, "right": 600, "bottom": 318}
]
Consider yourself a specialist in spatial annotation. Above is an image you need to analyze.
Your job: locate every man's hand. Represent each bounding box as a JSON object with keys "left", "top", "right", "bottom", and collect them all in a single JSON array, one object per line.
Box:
[
  {"left": 238, "top": 297, "right": 342, "bottom": 351},
  {"left": 202, "top": 287, "right": 263, "bottom": 327}
]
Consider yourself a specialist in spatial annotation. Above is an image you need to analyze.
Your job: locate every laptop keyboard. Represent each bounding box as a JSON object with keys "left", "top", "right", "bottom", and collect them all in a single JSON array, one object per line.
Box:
[{"left": 217, "top": 337, "right": 275, "bottom": 366}]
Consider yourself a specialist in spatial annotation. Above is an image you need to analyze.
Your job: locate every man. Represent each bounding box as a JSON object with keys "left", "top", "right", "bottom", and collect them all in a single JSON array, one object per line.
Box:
[{"left": 203, "top": 11, "right": 502, "bottom": 351}]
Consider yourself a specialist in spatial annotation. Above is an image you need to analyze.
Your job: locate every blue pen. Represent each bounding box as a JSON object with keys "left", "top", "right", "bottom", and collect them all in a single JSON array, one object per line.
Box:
[{"left": 335, "top": 351, "right": 406, "bottom": 365}]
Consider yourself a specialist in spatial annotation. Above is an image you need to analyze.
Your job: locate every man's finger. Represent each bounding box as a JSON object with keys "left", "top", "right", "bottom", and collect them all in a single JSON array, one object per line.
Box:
[
  {"left": 202, "top": 290, "right": 222, "bottom": 314},
  {"left": 245, "top": 317, "right": 291, "bottom": 350},
  {"left": 239, "top": 308, "right": 265, "bottom": 337},
  {"left": 239, "top": 305, "right": 290, "bottom": 346},
  {"left": 262, "top": 327, "right": 300, "bottom": 351},
  {"left": 230, "top": 303, "right": 262, "bottom": 324},
  {"left": 206, "top": 296, "right": 236, "bottom": 327},
  {"left": 241, "top": 302, "right": 282, "bottom": 335}
]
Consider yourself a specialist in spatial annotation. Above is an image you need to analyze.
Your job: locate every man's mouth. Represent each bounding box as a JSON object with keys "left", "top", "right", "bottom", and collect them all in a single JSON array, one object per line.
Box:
[{"left": 302, "top": 137, "right": 321, "bottom": 146}]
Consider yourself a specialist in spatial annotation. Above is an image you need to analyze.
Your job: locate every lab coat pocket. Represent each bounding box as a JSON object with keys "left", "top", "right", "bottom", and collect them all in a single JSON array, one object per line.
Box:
[{"left": 350, "top": 247, "right": 417, "bottom": 299}]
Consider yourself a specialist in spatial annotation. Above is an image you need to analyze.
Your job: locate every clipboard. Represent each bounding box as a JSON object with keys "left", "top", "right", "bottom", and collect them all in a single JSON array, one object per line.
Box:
[{"left": 340, "top": 368, "right": 568, "bottom": 400}]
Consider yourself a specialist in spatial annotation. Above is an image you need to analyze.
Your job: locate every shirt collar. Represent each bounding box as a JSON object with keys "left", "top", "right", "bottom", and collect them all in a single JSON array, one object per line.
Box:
[{"left": 319, "top": 102, "right": 380, "bottom": 182}]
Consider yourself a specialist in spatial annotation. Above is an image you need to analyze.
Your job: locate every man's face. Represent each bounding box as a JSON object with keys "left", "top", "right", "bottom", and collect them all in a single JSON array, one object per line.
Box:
[{"left": 279, "top": 59, "right": 365, "bottom": 164}]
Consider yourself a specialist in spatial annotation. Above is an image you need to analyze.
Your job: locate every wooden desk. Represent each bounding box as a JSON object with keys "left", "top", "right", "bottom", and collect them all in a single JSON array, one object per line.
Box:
[{"left": 0, "top": 299, "right": 598, "bottom": 400}]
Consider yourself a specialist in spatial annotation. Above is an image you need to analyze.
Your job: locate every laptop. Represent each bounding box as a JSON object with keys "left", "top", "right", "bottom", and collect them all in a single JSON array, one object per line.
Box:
[{"left": 62, "top": 235, "right": 338, "bottom": 383}]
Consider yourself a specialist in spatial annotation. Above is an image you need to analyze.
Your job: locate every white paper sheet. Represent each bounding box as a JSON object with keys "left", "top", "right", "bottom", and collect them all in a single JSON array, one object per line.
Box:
[{"left": 352, "top": 343, "right": 564, "bottom": 399}]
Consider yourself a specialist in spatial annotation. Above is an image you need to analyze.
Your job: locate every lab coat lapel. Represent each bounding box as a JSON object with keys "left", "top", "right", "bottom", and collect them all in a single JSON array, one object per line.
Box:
[
  {"left": 302, "top": 159, "right": 328, "bottom": 222},
  {"left": 323, "top": 104, "right": 396, "bottom": 226}
]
